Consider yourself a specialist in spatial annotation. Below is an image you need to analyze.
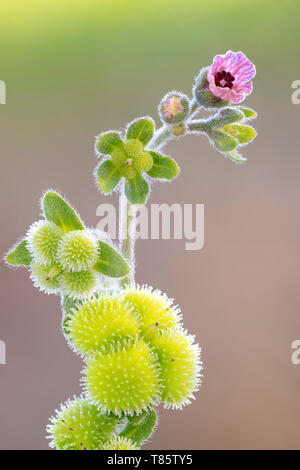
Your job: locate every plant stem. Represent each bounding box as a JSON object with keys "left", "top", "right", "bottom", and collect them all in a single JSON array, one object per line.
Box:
[
  {"left": 119, "top": 127, "right": 173, "bottom": 287},
  {"left": 119, "top": 182, "right": 136, "bottom": 287},
  {"left": 187, "top": 119, "right": 209, "bottom": 133},
  {"left": 148, "top": 126, "right": 172, "bottom": 150},
  {"left": 119, "top": 120, "right": 189, "bottom": 287}
]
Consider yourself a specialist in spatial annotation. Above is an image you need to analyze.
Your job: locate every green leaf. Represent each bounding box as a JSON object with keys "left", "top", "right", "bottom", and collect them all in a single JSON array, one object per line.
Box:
[
  {"left": 124, "top": 173, "right": 149, "bottom": 205},
  {"left": 147, "top": 151, "right": 179, "bottom": 180},
  {"left": 119, "top": 410, "right": 157, "bottom": 447},
  {"left": 126, "top": 117, "right": 154, "bottom": 146},
  {"left": 94, "top": 241, "right": 129, "bottom": 278},
  {"left": 96, "top": 131, "right": 123, "bottom": 155},
  {"left": 226, "top": 149, "right": 247, "bottom": 163},
  {"left": 221, "top": 124, "right": 256, "bottom": 144},
  {"left": 239, "top": 107, "right": 257, "bottom": 119},
  {"left": 43, "top": 191, "right": 84, "bottom": 234},
  {"left": 6, "top": 239, "right": 32, "bottom": 266},
  {"left": 210, "top": 130, "right": 237, "bottom": 152},
  {"left": 61, "top": 295, "right": 81, "bottom": 335},
  {"left": 96, "top": 159, "right": 122, "bottom": 194}
]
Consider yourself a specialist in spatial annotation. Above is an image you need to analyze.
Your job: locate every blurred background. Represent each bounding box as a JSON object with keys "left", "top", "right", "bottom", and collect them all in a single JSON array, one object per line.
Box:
[{"left": 1, "top": 0, "right": 300, "bottom": 450}]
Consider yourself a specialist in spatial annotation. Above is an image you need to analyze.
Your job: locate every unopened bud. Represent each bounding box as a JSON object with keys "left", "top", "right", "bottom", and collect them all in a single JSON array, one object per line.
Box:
[{"left": 159, "top": 91, "right": 190, "bottom": 124}]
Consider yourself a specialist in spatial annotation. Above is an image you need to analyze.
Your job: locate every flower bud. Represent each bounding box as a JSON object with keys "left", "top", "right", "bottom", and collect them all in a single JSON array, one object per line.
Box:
[
  {"left": 159, "top": 91, "right": 190, "bottom": 124},
  {"left": 170, "top": 123, "right": 186, "bottom": 137}
]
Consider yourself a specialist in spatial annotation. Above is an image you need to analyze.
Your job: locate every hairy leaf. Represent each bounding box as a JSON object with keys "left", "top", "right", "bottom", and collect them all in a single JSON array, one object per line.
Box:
[
  {"left": 126, "top": 118, "right": 154, "bottom": 146},
  {"left": 6, "top": 240, "right": 32, "bottom": 266},
  {"left": 147, "top": 151, "right": 179, "bottom": 180},
  {"left": 43, "top": 191, "right": 84, "bottom": 234},
  {"left": 94, "top": 241, "right": 129, "bottom": 278}
]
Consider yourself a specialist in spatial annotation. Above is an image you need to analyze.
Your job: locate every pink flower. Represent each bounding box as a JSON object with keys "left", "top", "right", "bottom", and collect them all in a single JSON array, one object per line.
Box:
[
  {"left": 162, "top": 96, "right": 185, "bottom": 119},
  {"left": 207, "top": 51, "right": 256, "bottom": 104}
]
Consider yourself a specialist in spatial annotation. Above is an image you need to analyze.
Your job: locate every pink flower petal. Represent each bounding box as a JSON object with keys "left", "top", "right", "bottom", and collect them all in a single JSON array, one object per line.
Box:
[{"left": 207, "top": 50, "right": 255, "bottom": 104}]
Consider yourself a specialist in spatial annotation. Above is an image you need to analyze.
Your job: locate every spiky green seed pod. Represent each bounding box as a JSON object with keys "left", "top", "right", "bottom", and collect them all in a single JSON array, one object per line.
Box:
[
  {"left": 84, "top": 339, "right": 161, "bottom": 416},
  {"left": 102, "top": 436, "right": 138, "bottom": 450},
  {"left": 61, "top": 270, "right": 97, "bottom": 299},
  {"left": 124, "top": 139, "right": 143, "bottom": 158},
  {"left": 68, "top": 294, "right": 141, "bottom": 356},
  {"left": 121, "top": 163, "right": 137, "bottom": 180},
  {"left": 122, "top": 285, "right": 182, "bottom": 340},
  {"left": 57, "top": 230, "right": 98, "bottom": 272},
  {"left": 27, "top": 220, "right": 62, "bottom": 266},
  {"left": 151, "top": 329, "right": 202, "bottom": 409},
  {"left": 30, "top": 262, "right": 61, "bottom": 294},
  {"left": 47, "top": 397, "right": 118, "bottom": 450},
  {"left": 111, "top": 147, "right": 127, "bottom": 167},
  {"left": 133, "top": 152, "right": 153, "bottom": 172}
]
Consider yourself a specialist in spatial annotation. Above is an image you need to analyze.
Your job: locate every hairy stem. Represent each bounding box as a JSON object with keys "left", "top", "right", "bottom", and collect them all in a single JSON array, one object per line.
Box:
[
  {"left": 119, "top": 118, "right": 192, "bottom": 287},
  {"left": 148, "top": 126, "right": 172, "bottom": 150},
  {"left": 119, "top": 127, "right": 173, "bottom": 287},
  {"left": 119, "top": 183, "right": 136, "bottom": 287},
  {"left": 187, "top": 119, "right": 209, "bottom": 133}
]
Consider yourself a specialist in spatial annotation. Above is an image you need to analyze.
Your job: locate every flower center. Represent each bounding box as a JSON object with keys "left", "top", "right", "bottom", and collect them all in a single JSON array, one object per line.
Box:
[{"left": 214, "top": 70, "right": 235, "bottom": 89}]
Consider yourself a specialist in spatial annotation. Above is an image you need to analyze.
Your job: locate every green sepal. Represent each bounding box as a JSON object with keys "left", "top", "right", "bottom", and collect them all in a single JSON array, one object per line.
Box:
[
  {"left": 94, "top": 241, "right": 129, "bottom": 278},
  {"left": 96, "top": 131, "right": 123, "bottom": 156},
  {"left": 126, "top": 117, "right": 154, "bottom": 146},
  {"left": 96, "top": 159, "right": 122, "bottom": 194},
  {"left": 226, "top": 149, "right": 247, "bottom": 163},
  {"left": 42, "top": 191, "right": 84, "bottom": 234},
  {"left": 193, "top": 67, "right": 229, "bottom": 109},
  {"left": 211, "top": 107, "right": 244, "bottom": 128},
  {"left": 124, "top": 173, "right": 149, "bottom": 205},
  {"left": 210, "top": 130, "right": 237, "bottom": 152},
  {"left": 239, "top": 107, "right": 257, "bottom": 120},
  {"left": 61, "top": 295, "right": 81, "bottom": 336},
  {"left": 147, "top": 151, "right": 179, "bottom": 180},
  {"left": 6, "top": 239, "right": 32, "bottom": 266},
  {"left": 221, "top": 124, "right": 256, "bottom": 144},
  {"left": 119, "top": 409, "right": 157, "bottom": 447}
]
